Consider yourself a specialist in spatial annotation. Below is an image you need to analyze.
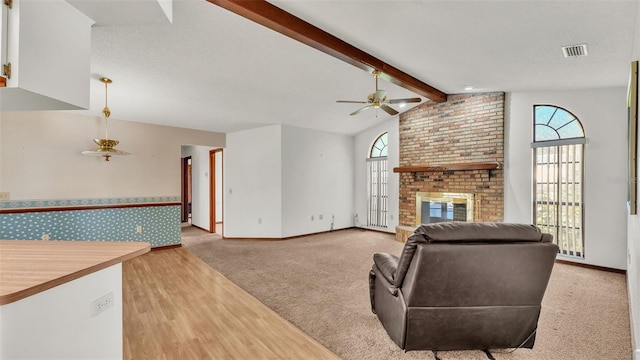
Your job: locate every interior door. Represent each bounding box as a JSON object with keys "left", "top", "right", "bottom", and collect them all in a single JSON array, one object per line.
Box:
[{"left": 181, "top": 156, "right": 191, "bottom": 223}]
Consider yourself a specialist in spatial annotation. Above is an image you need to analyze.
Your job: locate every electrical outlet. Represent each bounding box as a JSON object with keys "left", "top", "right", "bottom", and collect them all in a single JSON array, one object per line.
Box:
[
  {"left": 0, "top": 192, "right": 9, "bottom": 201},
  {"left": 90, "top": 292, "right": 114, "bottom": 317},
  {"left": 136, "top": 225, "right": 142, "bottom": 233},
  {"left": 258, "top": 218, "right": 262, "bottom": 225},
  {"left": 311, "top": 215, "right": 314, "bottom": 221},
  {"left": 319, "top": 214, "right": 323, "bottom": 220}
]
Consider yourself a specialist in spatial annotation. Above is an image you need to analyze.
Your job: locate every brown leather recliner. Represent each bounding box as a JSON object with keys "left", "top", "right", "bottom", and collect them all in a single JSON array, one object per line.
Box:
[{"left": 369, "top": 222, "right": 558, "bottom": 352}]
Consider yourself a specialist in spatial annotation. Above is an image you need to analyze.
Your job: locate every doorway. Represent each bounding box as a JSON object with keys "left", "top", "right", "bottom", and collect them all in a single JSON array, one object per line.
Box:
[
  {"left": 181, "top": 146, "right": 223, "bottom": 233},
  {"left": 181, "top": 156, "right": 192, "bottom": 223},
  {"left": 209, "top": 149, "right": 223, "bottom": 234}
]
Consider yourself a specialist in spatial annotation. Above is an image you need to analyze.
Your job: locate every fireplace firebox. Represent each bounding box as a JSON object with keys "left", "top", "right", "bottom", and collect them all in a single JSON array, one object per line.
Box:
[{"left": 415, "top": 192, "right": 475, "bottom": 226}]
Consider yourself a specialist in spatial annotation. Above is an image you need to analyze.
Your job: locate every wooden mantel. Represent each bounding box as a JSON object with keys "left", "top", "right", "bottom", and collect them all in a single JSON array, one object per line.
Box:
[{"left": 393, "top": 162, "right": 502, "bottom": 173}]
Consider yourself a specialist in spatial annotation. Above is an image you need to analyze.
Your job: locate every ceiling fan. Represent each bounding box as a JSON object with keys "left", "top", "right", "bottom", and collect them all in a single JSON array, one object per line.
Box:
[{"left": 337, "top": 70, "right": 422, "bottom": 116}]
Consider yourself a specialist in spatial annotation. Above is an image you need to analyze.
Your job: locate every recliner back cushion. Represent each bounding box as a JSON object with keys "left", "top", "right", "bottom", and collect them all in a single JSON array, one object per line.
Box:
[
  {"left": 402, "top": 242, "right": 559, "bottom": 307},
  {"left": 393, "top": 222, "right": 546, "bottom": 288},
  {"left": 419, "top": 222, "right": 543, "bottom": 242}
]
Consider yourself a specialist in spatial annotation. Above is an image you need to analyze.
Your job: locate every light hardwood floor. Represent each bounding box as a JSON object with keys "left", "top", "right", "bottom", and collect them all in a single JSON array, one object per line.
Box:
[{"left": 123, "top": 247, "right": 339, "bottom": 359}]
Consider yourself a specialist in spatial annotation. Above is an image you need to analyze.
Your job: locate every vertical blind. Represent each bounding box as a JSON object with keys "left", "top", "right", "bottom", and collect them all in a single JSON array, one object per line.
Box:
[
  {"left": 368, "top": 158, "right": 388, "bottom": 228},
  {"left": 534, "top": 144, "right": 584, "bottom": 257}
]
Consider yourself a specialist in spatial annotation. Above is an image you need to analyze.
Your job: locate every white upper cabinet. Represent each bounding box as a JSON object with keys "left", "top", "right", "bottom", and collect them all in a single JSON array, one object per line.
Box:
[{"left": 0, "top": 0, "right": 94, "bottom": 110}]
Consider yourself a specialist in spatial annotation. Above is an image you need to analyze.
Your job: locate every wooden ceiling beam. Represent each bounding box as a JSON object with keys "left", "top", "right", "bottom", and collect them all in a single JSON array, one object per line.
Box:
[{"left": 207, "top": 0, "right": 447, "bottom": 103}]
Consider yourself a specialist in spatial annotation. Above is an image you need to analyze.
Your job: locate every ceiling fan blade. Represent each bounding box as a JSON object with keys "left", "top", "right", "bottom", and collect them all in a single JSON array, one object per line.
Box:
[
  {"left": 337, "top": 100, "right": 369, "bottom": 104},
  {"left": 350, "top": 105, "right": 373, "bottom": 116},
  {"left": 387, "top": 97, "right": 422, "bottom": 104},
  {"left": 380, "top": 104, "right": 399, "bottom": 116}
]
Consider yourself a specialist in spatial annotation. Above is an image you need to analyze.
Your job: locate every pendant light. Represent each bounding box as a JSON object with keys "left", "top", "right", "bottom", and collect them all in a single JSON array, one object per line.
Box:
[{"left": 81, "top": 77, "right": 130, "bottom": 161}]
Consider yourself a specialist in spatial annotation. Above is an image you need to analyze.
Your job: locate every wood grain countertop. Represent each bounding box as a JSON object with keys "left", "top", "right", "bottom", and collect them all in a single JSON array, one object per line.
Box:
[{"left": 0, "top": 240, "right": 150, "bottom": 306}]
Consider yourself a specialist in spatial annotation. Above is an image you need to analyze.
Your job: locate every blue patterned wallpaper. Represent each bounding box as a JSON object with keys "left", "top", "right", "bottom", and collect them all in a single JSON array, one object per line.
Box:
[
  {"left": 0, "top": 196, "right": 181, "bottom": 210},
  {"left": 0, "top": 197, "right": 181, "bottom": 248}
]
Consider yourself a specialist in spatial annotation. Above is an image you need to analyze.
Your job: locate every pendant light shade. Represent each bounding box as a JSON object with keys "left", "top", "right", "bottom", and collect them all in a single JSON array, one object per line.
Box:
[{"left": 81, "top": 77, "right": 130, "bottom": 161}]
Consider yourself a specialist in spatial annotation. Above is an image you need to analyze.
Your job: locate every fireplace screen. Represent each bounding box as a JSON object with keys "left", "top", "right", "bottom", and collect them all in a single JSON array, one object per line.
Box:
[{"left": 415, "top": 192, "right": 474, "bottom": 226}]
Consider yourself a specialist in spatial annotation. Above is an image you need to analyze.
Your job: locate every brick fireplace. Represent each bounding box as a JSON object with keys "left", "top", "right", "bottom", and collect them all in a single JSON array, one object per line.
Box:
[{"left": 397, "top": 92, "right": 505, "bottom": 230}]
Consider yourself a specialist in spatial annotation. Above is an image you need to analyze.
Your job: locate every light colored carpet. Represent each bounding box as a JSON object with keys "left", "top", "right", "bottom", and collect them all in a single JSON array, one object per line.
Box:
[{"left": 182, "top": 226, "right": 632, "bottom": 360}]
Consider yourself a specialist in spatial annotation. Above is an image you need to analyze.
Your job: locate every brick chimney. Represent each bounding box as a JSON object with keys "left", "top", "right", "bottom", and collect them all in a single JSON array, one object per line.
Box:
[{"left": 397, "top": 92, "right": 505, "bottom": 226}]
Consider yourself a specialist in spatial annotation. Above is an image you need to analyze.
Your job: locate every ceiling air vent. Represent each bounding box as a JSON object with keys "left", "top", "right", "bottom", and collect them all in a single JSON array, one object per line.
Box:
[{"left": 562, "top": 44, "right": 588, "bottom": 58}]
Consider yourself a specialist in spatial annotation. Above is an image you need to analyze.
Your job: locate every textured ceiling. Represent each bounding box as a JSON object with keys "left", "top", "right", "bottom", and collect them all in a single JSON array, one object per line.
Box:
[{"left": 71, "top": 0, "right": 640, "bottom": 136}]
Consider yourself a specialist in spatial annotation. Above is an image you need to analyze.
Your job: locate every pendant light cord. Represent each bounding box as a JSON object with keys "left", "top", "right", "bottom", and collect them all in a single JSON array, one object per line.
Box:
[{"left": 100, "top": 77, "right": 112, "bottom": 140}]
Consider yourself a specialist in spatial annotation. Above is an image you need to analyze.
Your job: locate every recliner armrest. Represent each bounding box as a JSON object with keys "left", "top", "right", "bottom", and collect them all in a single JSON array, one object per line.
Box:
[{"left": 373, "top": 253, "right": 399, "bottom": 285}]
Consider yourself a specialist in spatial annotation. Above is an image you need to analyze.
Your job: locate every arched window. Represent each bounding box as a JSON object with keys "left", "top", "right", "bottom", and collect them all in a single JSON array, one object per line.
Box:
[
  {"left": 533, "top": 105, "right": 585, "bottom": 258},
  {"left": 367, "top": 132, "right": 388, "bottom": 228},
  {"left": 370, "top": 132, "right": 388, "bottom": 158},
  {"left": 534, "top": 105, "right": 584, "bottom": 141}
]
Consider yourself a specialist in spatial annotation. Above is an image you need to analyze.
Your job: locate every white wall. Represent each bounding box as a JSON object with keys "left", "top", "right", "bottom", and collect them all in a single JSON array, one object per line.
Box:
[
  {"left": 0, "top": 264, "right": 122, "bottom": 359},
  {"left": 630, "top": 147, "right": 640, "bottom": 360},
  {"left": 224, "top": 124, "right": 354, "bottom": 238},
  {"left": 224, "top": 125, "right": 282, "bottom": 238},
  {"left": 354, "top": 118, "right": 399, "bottom": 232},
  {"left": 505, "top": 88, "right": 628, "bottom": 270},
  {"left": 0, "top": 114, "right": 3, "bottom": 190},
  {"left": 0, "top": 111, "right": 225, "bottom": 200},
  {"left": 281, "top": 125, "right": 354, "bottom": 237},
  {"left": 628, "top": 9, "right": 640, "bottom": 357}
]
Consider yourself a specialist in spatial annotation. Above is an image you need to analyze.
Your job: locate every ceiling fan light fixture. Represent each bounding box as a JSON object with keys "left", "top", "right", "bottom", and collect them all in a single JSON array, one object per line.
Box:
[
  {"left": 81, "top": 77, "right": 130, "bottom": 162},
  {"left": 337, "top": 70, "right": 421, "bottom": 116}
]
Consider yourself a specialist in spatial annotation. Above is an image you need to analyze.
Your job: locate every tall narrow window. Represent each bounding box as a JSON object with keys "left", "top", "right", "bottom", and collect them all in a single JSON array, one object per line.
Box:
[
  {"left": 533, "top": 105, "right": 585, "bottom": 257},
  {"left": 368, "top": 132, "right": 388, "bottom": 228}
]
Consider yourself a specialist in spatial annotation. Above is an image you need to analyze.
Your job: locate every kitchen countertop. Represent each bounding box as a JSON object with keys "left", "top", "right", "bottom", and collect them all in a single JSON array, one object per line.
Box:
[{"left": 0, "top": 240, "right": 150, "bottom": 305}]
